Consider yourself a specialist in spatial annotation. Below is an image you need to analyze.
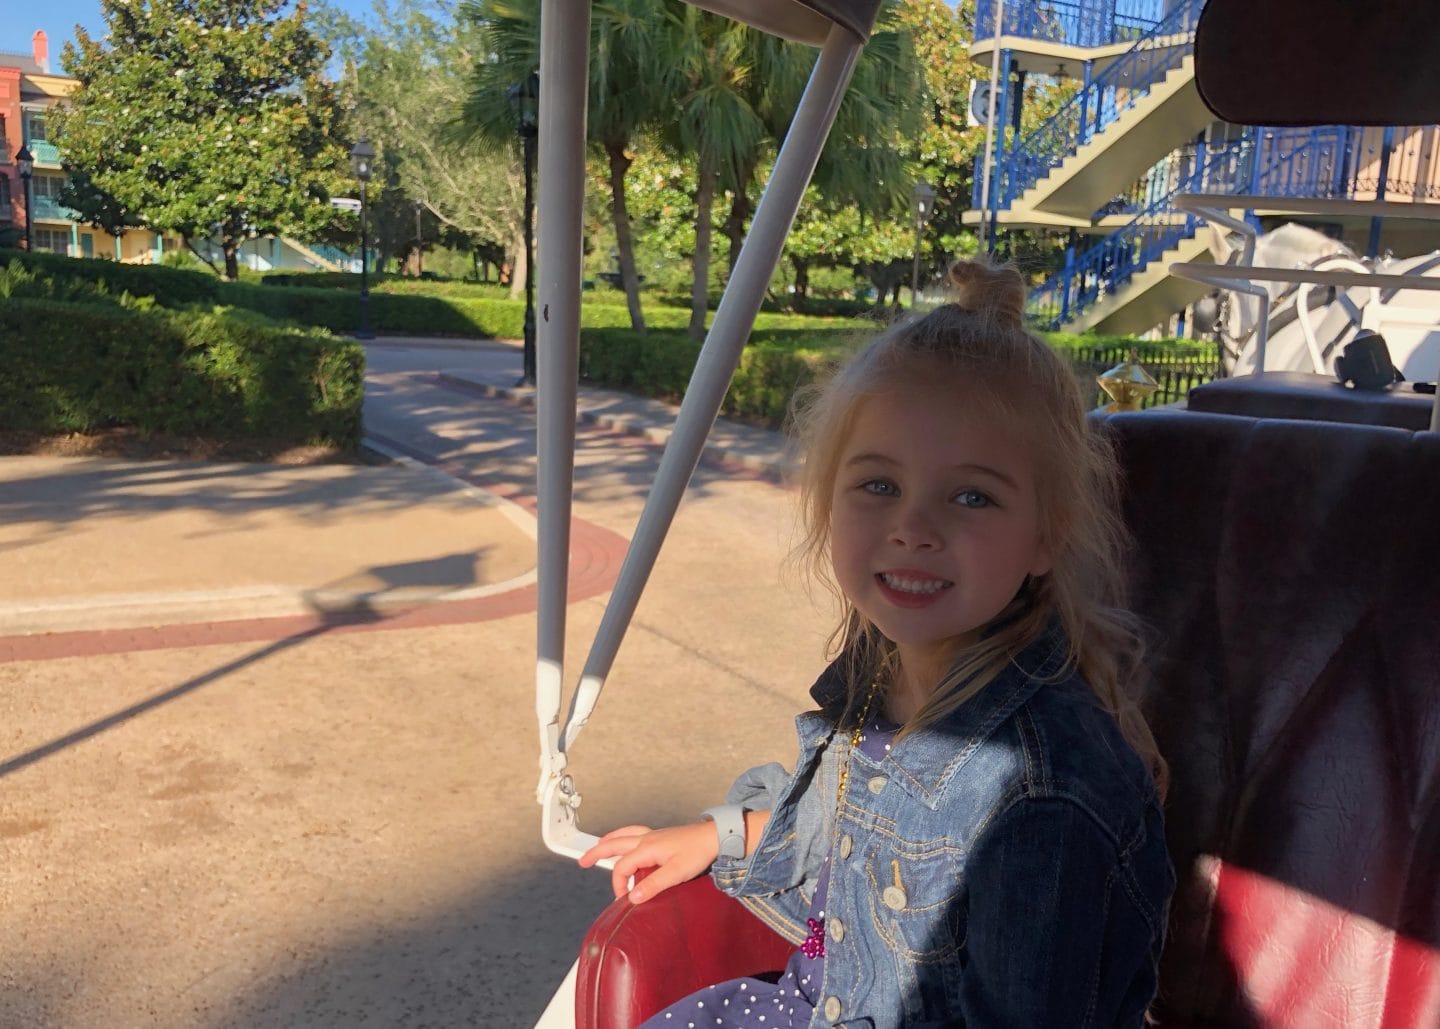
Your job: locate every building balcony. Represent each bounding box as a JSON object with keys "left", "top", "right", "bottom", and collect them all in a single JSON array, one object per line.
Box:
[
  {"left": 27, "top": 139, "right": 62, "bottom": 165},
  {"left": 975, "top": 0, "right": 1163, "bottom": 49},
  {"left": 31, "top": 195, "right": 78, "bottom": 221}
]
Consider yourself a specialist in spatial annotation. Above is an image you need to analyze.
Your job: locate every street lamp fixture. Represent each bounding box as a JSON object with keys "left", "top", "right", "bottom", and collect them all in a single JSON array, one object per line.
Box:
[
  {"left": 911, "top": 180, "right": 937, "bottom": 308},
  {"left": 508, "top": 71, "right": 539, "bottom": 386},
  {"left": 350, "top": 138, "right": 376, "bottom": 340},
  {"left": 15, "top": 144, "right": 34, "bottom": 252}
]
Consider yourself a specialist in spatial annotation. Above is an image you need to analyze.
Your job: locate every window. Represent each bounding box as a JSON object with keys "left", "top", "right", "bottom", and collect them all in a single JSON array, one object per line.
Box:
[
  {"left": 0, "top": 115, "right": 8, "bottom": 161},
  {"left": 0, "top": 176, "right": 10, "bottom": 214},
  {"left": 33, "top": 228, "right": 69, "bottom": 255},
  {"left": 32, "top": 174, "right": 66, "bottom": 199},
  {"left": 27, "top": 116, "right": 47, "bottom": 142}
]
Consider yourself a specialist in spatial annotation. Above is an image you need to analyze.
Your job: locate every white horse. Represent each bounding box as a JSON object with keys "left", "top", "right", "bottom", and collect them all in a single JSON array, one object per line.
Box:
[{"left": 1209, "top": 221, "right": 1440, "bottom": 381}]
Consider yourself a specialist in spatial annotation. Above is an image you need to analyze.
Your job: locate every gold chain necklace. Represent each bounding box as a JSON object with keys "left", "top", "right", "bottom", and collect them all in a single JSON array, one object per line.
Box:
[{"left": 836, "top": 680, "right": 882, "bottom": 807}]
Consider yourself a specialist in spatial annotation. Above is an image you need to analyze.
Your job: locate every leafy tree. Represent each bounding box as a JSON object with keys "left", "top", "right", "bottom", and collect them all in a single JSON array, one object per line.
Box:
[
  {"left": 55, "top": 0, "right": 350, "bottom": 280},
  {"left": 900, "top": 0, "right": 985, "bottom": 274},
  {"left": 327, "top": 0, "right": 528, "bottom": 293}
]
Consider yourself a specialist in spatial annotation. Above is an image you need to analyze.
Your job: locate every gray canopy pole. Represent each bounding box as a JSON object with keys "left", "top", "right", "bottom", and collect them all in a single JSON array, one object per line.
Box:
[
  {"left": 558, "top": 24, "right": 865, "bottom": 756},
  {"left": 533, "top": 0, "right": 593, "bottom": 858}
]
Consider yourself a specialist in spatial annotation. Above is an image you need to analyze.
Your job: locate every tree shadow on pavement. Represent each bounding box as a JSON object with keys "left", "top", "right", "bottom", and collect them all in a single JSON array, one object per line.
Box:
[
  {"left": 0, "top": 615, "right": 379, "bottom": 780},
  {"left": 213, "top": 862, "right": 614, "bottom": 1027},
  {"left": 0, "top": 458, "right": 481, "bottom": 529},
  {"left": 0, "top": 544, "right": 504, "bottom": 778}
]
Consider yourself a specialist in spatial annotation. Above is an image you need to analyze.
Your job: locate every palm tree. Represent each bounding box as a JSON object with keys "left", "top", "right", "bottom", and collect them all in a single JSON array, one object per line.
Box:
[
  {"left": 589, "top": 0, "right": 682, "bottom": 334},
  {"left": 665, "top": 4, "right": 764, "bottom": 340},
  {"left": 459, "top": 0, "right": 677, "bottom": 333},
  {"left": 711, "top": 1, "right": 925, "bottom": 281}
]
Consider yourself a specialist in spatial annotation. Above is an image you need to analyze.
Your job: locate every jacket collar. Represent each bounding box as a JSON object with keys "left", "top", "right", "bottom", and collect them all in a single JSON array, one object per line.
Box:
[{"left": 807, "top": 626, "right": 1072, "bottom": 805}]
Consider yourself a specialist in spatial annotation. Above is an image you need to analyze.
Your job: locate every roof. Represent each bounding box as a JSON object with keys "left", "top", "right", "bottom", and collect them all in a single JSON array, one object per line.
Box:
[{"left": 0, "top": 51, "right": 44, "bottom": 75}]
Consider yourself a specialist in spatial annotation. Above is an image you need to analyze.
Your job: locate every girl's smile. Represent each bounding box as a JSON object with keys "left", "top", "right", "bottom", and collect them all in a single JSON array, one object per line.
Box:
[
  {"left": 875, "top": 569, "right": 954, "bottom": 606},
  {"left": 829, "top": 383, "right": 1052, "bottom": 686}
]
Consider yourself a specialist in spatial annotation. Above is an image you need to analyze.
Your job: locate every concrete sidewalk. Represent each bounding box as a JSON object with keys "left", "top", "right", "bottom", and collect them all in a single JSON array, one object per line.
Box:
[
  {"left": 0, "top": 337, "right": 796, "bottom": 638},
  {"left": 0, "top": 338, "right": 825, "bottom": 1027},
  {"left": 0, "top": 453, "right": 541, "bottom": 636}
]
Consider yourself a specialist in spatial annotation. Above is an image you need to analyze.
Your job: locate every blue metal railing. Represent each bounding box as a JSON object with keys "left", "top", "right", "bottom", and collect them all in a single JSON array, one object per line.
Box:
[
  {"left": 975, "top": 0, "right": 1201, "bottom": 211},
  {"left": 974, "top": 0, "right": 1163, "bottom": 49},
  {"left": 1027, "top": 122, "right": 1440, "bottom": 329},
  {"left": 1246, "top": 125, "right": 1440, "bottom": 203},
  {"left": 1096, "top": 142, "right": 1216, "bottom": 218},
  {"left": 1027, "top": 137, "right": 1256, "bottom": 328},
  {"left": 31, "top": 195, "right": 79, "bottom": 221},
  {"left": 27, "top": 140, "right": 61, "bottom": 164},
  {"left": 305, "top": 242, "right": 359, "bottom": 269}
]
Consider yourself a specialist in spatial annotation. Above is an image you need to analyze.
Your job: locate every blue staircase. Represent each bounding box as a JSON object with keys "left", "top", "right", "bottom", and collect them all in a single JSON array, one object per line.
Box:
[
  {"left": 1028, "top": 124, "right": 1438, "bottom": 330},
  {"left": 1027, "top": 138, "right": 1252, "bottom": 329},
  {"left": 298, "top": 242, "right": 360, "bottom": 271},
  {"left": 973, "top": 0, "right": 1203, "bottom": 213}
]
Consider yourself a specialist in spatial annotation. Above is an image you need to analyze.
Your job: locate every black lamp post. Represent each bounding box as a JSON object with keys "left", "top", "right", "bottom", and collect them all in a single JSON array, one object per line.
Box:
[
  {"left": 16, "top": 144, "right": 34, "bottom": 251},
  {"left": 414, "top": 200, "right": 423, "bottom": 278},
  {"left": 911, "top": 180, "right": 936, "bottom": 308},
  {"left": 350, "top": 138, "right": 375, "bottom": 340},
  {"left": 508, "top": 72, "right": 539, "bottom": 386}
]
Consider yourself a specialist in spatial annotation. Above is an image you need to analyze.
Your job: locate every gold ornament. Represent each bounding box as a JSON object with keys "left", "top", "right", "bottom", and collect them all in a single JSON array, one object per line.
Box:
[{"left": 1097, "top": 349, "right": 1160, "bottom": 412}]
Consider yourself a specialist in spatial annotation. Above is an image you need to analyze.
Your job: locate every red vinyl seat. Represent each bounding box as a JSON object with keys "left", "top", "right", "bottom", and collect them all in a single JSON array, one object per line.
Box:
[
  {"left": 575, "top": 874, "right": 793, "bottom": 1029},
  {"left": 576, "top": 395, "right": 1440, "bottom": 1028}
]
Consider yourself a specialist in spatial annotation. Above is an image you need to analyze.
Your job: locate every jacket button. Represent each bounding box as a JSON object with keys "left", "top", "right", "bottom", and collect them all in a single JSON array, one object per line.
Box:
[
  {"left": 824, "top": 996, "right": 842, "bottom": 1021},
  {"left": 839, "top": 834, "right": 853, "bottom": 859},
  {"left": 828, "top": 917, "right": 845, "bottom": 942},
  {"left": 867, "top": 776, "right": 886, "bottom": 794},
  {"left": 883, "top": 885, "right": 907, "bottom": 911}
]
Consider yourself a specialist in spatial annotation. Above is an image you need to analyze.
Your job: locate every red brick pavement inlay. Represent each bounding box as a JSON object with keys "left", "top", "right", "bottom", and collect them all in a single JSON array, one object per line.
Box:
[{"left": 0, "top": 440, "right": 629, "bottom": 665}]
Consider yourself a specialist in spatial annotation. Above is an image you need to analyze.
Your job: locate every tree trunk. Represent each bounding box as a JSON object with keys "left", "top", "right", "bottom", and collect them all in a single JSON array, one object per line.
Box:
[
  {"left": 222, "top": 223, "right": 240, "bottom": 282},
  {"left": 791, "top": 254, "right": 810, "bottom": 303},
  {"left": 689, "top": 146, "right": 717, "bottom": 343},
  {"left": 724, "top": 189, "right": 751, "bottom": 277},
  {"left": 605, "top": 140, "right": 647, "bottom": 335},
  {"left": 510, "top": 227, "right": 526, "bottom": 300}
]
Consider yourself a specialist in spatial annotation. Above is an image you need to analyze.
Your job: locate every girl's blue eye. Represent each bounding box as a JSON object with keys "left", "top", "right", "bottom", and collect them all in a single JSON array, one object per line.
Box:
[
  {"left": 861, "top": 479, "right": 898, "bottom": 497},
  {"left": 954, "top": 489, "right": 992, "bottom": 509}
]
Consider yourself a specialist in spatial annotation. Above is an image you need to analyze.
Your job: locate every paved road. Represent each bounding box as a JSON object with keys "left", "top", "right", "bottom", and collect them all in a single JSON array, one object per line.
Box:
[{"left": 1, "top": 339, "right": 833, "bottom": 1027}]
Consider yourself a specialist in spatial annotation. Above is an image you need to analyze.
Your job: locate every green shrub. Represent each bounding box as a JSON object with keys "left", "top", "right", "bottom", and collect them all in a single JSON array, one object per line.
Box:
[
  {"left": 260, "top": 270, "right": 516, "bottom": 301},
  {"left": 0, "top": 296, "right": 363, "bottom": 447},
  {"left": 579, "top": 328, "right": 837, "bottom": 427},
  {"left": 578, "top": 324, "right": 1217, "bottom": 425},
  {"left": 0, "top": 249, "right": 223, "bottom": 306}
]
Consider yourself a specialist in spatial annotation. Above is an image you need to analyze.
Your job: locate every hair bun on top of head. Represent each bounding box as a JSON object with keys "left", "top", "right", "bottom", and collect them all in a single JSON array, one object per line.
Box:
[{"left": 947, "top": 260, "right": 1027, "bottom": 330}]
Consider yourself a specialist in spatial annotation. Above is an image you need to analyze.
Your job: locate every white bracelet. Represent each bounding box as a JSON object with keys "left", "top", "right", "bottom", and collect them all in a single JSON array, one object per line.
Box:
[{"left": 701, "top": 804, "right": 747, "bottom": 859}]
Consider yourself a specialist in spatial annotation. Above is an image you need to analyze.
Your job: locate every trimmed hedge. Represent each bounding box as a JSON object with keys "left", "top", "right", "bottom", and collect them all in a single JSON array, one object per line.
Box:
[
  {"left": 0, "top": 291, "right": 364, "bottom": 448},
  {"left": 0, "top": 251, "right": 865, "bottom": 341},
  {"left": 579, "top": 325, "right": 1219, "bottom": 426},
  {"left": 580, "top": 328, "right": 842, "bottom": 427}
]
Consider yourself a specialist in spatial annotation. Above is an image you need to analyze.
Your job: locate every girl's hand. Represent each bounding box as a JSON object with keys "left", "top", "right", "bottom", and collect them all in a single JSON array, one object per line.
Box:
[{"left": 578, "top": 822, "right": 719, "bottom": 904}]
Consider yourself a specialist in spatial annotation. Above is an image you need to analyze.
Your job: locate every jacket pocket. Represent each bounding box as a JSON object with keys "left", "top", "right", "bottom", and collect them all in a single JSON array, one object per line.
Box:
[{"left": 863, "top": 835, "right": 965, "bottom": 964}]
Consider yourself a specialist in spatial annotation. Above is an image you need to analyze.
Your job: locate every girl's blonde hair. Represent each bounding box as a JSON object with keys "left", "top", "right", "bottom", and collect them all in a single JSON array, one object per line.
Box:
[{"left": 791, "top": 259, "right": 1167, "bottom": 794}]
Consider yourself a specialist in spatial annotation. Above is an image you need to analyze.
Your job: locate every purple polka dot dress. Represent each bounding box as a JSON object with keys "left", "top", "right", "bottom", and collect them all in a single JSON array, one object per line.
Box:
[{"left": 640, "top": 719, "right": 897, "bottom": 1028}]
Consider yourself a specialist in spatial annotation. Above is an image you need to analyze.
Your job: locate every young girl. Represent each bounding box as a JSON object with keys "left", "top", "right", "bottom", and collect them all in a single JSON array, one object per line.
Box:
[{"left": 580, "top": 260, "right": 1175, "bottom": 1027}]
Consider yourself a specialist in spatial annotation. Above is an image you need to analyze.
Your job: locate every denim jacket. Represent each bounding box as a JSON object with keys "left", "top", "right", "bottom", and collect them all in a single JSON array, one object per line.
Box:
[{"left": 711, "top": 631, "right": 1174, "bottom": 1028}]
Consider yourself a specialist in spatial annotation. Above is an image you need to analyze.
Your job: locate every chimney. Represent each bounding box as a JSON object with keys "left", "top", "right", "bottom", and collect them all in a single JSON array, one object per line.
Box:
[{"left": 32, "top": 30, "right": 49, "bottom": 74}]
